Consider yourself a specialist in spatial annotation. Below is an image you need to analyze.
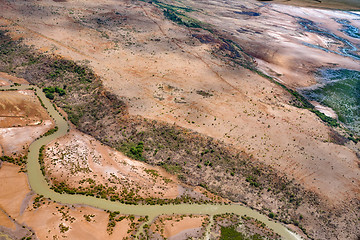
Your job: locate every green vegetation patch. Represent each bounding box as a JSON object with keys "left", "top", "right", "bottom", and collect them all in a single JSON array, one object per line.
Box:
[
  {"left": 0, "top": 155, "right": 27, "bottom": 166},
  {"left": 43, "top": 86, "right": 66, "bottom": 100},
  {"left": 220, "top": 226, "right": 264, "bottom": 240}
]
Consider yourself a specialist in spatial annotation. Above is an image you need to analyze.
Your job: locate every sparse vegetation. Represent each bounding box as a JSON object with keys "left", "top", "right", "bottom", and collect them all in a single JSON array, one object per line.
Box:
[
  {"left": 33, "top": 195, "right": 44, "bottom": 209},
  {"left": 213, "top": 213, "right": 280, "bottom": 240},
  {"left": 0, "top": 155, "right": 27, "bottom": 166},
  {"left": 83, "top": 214, "right": 95, "bottom": 222},
  {"left": 196, "top": 90, "right": 213, "bottom": 98},
  {"left": 42, "top": 126, "right": 58, "bottom": 137},
  {"left": 50, "top": 179, "right": 209, "bottom": 205},
  {"left": 254, "top": 69, "right": 341, "bottom": 128},
  {"left": 59, "top": 223, "right": 69, "bottom": 233},
  {"left": 0, "top": 28, "right": 357, "bottom": 240}
]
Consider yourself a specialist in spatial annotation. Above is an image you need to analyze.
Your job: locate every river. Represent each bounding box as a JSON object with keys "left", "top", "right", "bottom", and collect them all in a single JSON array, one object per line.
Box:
[{"left": 0, "top": 84, "right": 301, "bottom": 240}]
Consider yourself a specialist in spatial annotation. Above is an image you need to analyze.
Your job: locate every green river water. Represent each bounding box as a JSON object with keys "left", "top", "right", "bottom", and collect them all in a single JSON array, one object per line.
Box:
[{"left": 0, "top": 84, "right": 301, "bottom": 240}]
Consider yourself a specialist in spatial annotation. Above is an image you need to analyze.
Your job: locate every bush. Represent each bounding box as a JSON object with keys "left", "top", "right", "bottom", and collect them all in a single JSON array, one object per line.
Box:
[
  {"left": 45, "top": 92, "right": 54, "bottom": 100},
  {"left": 126, "top": 141, "right": 145, "bottom": 161}
]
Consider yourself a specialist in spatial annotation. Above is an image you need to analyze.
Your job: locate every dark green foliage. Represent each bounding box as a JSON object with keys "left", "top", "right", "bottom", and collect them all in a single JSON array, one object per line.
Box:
[
  {"left": 246, "top": 175, "right": 260, "bottom": 188},
  {"left": 149, "top": 0, "right": 194, "bottom": 12},
  {"left": 59, "top": 223, "right": 69, "bottom": 233},
  {"left": 163, "top": 9, "right": 183, "bottom": 24},
  {"left": 45, "top": 92, "right": 54, "bottom": 100},
  {"left": 43, "top": 86, "right": 66, "bottom": 99},
  {"left": 196, "top": 90, "right": 213, "bottom": 98},
  {"left": 43, "top": 87, "right": 56, "bottom": 93},
  {"left": 311, "top": 109, "right": 339, "bottom": 127},
  {"left": 220, "top": 226, "right": 264, "bottom": 240},
  {"left": 50, "top": 179, "right": 204, "bottom": 205},
  {"left": 0, "top": 155, "right": 27, "bottom": 166},
  {"left": 43, "top": 126, "right": 58, "bottom": 137},
  {"left": 33, "top": 194, "right": 44, "bottom": 209},
  {"left": 120, "top": 141, "right": 146, "bottom": 161},
  {"left": 147, "top": 0, "right": 203, "bottom": 29},
  {"left": 83, "top": 214, "right": 95, "bottom": 222},
  {"left": 163, "top": 9, "right": 201, "bottom": 28},
  {"left": 129, "top": 141, "right": 144, "bottom": 160},
  {"left": 38, "top": 145, "right": 46, "bottom": 176}
]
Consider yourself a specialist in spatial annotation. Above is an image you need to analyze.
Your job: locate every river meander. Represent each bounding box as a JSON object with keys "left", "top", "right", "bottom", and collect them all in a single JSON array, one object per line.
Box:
[{"left": 0, "top": 84, "right": 301, "bottom": 240}]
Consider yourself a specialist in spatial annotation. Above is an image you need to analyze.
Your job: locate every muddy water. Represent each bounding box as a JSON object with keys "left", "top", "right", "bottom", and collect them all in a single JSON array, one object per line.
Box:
[{"left": 0, "top": 84, "right": 301, "bottom": 239}]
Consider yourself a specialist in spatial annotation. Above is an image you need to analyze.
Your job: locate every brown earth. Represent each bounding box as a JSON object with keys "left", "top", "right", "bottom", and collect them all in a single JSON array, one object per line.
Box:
[
  {"left": 0, "top": 162, "right": 140, "bottom": 240},
  {"left": 183, "top": 0, "right": 360, "bottom": 88},
  {"left": 0, "top": 0, "right": 358, "bottom": 206},
  {"left": 0, "top": 72, "right": 29, "bottom": 86},
  {"left": 0, "top": 86, "right": 54, "bottom": 156},
  {"left": 0, "top": 0, "right": 359, "bottom": 239},
  {"left": 149, "top": 215, "right": 207, "bottom": 239},
  {"left": 0, "top": 90, "right": 51, "bottom": 128},
  {"left": 43, "top": 129, "right": 220, "bottom": 203}
]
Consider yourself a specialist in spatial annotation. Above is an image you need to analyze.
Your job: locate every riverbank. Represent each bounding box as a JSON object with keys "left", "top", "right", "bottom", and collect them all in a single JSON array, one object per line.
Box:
[
  {"left": 0, "top": 0, "right": 359, "bottom": 238},
  {"left": 0, "top": 162, "right": 138, "bottom": 240},
  {"left": 0, "top": 84, "right": 300, "bottom": 239}
]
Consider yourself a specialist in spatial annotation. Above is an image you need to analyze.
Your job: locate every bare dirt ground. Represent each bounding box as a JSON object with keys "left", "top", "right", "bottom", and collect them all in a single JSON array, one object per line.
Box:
[
  {"left": 0, "top": 90, "right": 50, "bottom": 128},
  {"left": 0, "top": 72, "right": 28, "bottom": 86},
  {"left": 0, "top": 162, "right": 139, "bottom": 240},
  {"left": 183, "top": 0, "right": 360, "bottom": 88},
  {"left": 148, "top": 215, "right": 207, "bottom": 239},
  {"left": 0, "top": 0, "right": 358, "bottom": 206},
  {"left": 44, "top": 129, "right": 218, "bottom": 203},
  {"left": 0, "top": 74, "right": 54, "bottom": 156},
  {"left": 0, "top": 0, "right": 359, "bottom": 238}
]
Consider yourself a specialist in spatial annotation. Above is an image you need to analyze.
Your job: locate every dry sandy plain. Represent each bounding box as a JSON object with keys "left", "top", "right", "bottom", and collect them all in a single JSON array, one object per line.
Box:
[
  {"left": 0, "top": 0, "right": 359, "bottom": 239},
  {"left": 0, "top": 73, "right": 54, "bottom": 157},
  {"left": 0, "top": 162, "right": 144, "bottom": 240}
]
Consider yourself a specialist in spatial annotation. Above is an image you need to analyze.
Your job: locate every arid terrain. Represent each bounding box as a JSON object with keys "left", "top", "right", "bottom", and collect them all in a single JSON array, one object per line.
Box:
[
  {"left": 0, "top": 0, "right": 359, "bottom": 239},
  {"left": 43, "top": 129, "right": 224, "bottom": 204},
  {"left": 0, "top": 73, "right": 54, "bottom": 157},
  {"left": 0, "top": 162, "right": 147, "bottom": 240}
]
